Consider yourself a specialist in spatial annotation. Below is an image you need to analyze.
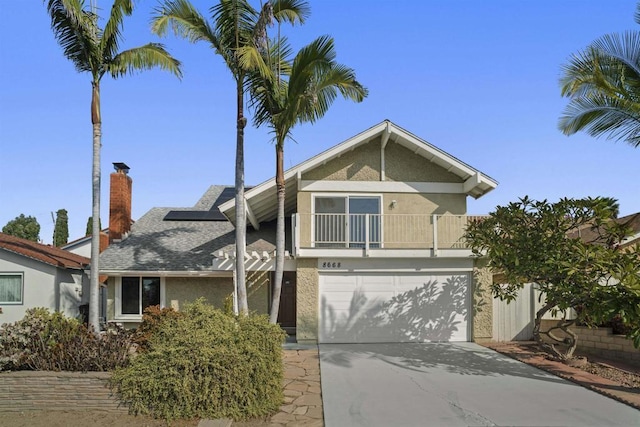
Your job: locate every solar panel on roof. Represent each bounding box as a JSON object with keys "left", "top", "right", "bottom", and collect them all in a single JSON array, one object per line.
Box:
[
  {"left": 163, "top": 186, "right": 249, "bottom": 222},
  {"left": 215, "top": 187, "right": 236, "bottom": 205},
  {"left": 163, "top": 210, "right": 227, "bottom": 221}
]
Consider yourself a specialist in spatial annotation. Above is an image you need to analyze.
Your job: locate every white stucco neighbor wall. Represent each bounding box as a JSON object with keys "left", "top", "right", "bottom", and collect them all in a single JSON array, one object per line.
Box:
[
  {"left": 0, "top": 250, "right": 85, "bottom": 325},
  {"left": 62, "top": 239, "right": 92, "bottom": 258}
]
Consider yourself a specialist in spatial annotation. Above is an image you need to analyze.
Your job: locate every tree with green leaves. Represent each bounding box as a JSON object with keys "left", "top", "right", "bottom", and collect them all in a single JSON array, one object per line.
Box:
[
  {"left": 466, "top": 196, "right": 640, "bottom": 361},
  {"left": 85, "top": 216, "right": 102, "bottom": 236},
  {"left": 45, "top": 0, "right": 182, "bottom": 332},
  {"left": 559, "top": 2, "right": 640, "bottom": 147},
  {"left": 249, "top": 34, "right": 368, "bottom": 324},
  {"left": 152, "top": 0, "right": 309, "bottom": 315},
  {"left": 53, "top": 209, "right": 69, "bottom": 247},
  {"left": 2, "top": 214, "right": 41, "bottom": 242}
]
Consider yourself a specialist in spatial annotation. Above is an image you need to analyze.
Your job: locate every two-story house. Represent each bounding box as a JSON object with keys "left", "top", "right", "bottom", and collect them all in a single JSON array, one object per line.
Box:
[{"left": 100, "top": 120, "right": 498, "bottom": 344}]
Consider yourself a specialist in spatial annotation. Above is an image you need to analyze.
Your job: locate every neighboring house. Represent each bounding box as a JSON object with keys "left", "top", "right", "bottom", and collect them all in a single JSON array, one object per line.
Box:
[
  {"left": 0, "top": 233, "right": 90, "bottom": 324},
  {"left": 100, "top": 120, "right": 498, "bottom": 343},
  {"left": 571, "top": 212, "right": 640, "bottom": 250},
  {"left": 62, "top": 231, "right": 108, "bottom": 258}
]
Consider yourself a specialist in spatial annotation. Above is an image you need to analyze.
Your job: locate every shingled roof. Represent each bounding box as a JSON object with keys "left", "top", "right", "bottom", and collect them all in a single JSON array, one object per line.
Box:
[
  {"left": 0, "top": 233, "right": 90, "bottom": 269},
  {"left": 570, "top": 212, "right": 640, "bottom": 249},
  {"left": 99, "top": 185, "right": 280, "bottom": 273}
]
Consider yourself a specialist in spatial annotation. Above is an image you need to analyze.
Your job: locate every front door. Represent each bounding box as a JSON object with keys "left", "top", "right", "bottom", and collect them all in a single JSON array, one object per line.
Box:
[{"left": 272, "top": 271, "right": 297, "bottom": 332}]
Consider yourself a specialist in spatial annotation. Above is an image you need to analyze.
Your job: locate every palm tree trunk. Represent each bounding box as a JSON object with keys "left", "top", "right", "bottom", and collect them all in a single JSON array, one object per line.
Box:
[
  {"left": 235, "top": 78, "right": 248, "bottom": 315},
  {"left": 270, "top": 144, "right": 285, "bottom": 324},
  {"left": 89, "top": 80, "right": 101, "bottom": 332}
]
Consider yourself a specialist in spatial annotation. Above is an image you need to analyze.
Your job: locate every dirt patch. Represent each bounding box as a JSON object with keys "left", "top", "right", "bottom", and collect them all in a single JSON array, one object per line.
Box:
[{"left": 580, "top": 360, "right": 640, "bottom": 389}]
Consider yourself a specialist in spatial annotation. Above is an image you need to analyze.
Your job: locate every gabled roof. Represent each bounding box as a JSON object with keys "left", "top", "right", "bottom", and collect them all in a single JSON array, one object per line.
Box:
[
  {"left": 219, "top": 120, "right": 498, "bottom": 226},
  {"left": 99, "top": 186, "right": 279, "bottom": 273},
  {"left": 0, "top": 233, "right": 90, "bottom": 269}
]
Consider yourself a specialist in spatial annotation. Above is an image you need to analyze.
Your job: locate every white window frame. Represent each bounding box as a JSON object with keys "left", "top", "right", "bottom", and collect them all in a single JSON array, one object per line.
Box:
[
  {"left": 311, "top": 193, "right": 384, "bottom": 248},
  {"left": 115, "top": 276, "right": 166, "bottom": 320},
  {"left": 0, "top": 272, "right": 23, "bottom": 305}
]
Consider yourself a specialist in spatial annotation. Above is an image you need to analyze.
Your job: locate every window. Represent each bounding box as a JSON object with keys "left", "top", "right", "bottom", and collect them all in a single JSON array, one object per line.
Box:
[
  {"left": 314, "top": 195, "right": 381, "bottom": 248},
  {"left": 0, "top": 273, "right": 23, "bottom": 304},
  {"left": 116, "top": 277, "right": 163, "bottom": 318}
]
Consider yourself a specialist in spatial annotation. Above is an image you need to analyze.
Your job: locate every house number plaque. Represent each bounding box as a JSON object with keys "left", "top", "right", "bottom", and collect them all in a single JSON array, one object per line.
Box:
[{"left": 321, "top": 261, "right": 342, "bottom": 269}]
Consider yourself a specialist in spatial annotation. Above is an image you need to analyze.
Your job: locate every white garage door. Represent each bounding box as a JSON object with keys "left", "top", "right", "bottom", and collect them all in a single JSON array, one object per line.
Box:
[{"left": 319, "top": 272, "right": 470, "bottom": 343}]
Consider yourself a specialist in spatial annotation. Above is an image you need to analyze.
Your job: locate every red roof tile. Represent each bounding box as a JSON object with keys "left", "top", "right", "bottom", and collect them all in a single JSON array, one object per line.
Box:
[{"left": 0, "top": 233, "right": 90, "bottom": 269}]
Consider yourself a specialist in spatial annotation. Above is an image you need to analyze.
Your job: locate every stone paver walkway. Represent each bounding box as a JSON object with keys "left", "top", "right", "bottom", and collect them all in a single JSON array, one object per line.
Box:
[
  {"left": 271, "top": 349, "right": 323, "bottom": 426},
  {"left": 228, "top": 347, "right": 324, "bottom": 427}
]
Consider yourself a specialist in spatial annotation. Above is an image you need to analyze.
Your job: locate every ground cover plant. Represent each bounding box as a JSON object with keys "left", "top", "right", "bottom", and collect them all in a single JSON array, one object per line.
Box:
[
  {"left": 111, "top": 299, "right": 286, "bottom": 421},
  {"left": 0, "top": 308, "right": 132, "bottom": 372}
]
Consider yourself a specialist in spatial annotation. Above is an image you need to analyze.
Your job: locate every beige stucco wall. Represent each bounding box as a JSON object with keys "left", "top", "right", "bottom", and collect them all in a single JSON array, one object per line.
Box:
[
  {"left": 385, "top": 142, "right": 463, "bottom": 183},
  {"left": 165, "top": 277, "right": 233, "bottom": 311},
  {"left": 300, "top": 138, "right": 464, "bottom": 184},
  {"left": 105, "top": 273, "right": 269, "bottom": 327},
  {"left": 247, "top": 270, "right": 270, "bottom": 315},
  {"left": 296, "top": 191, "right": 467, "bottom": 248},
  {"left": 382, "top": 193, "right": 466, "bottom": 215},
  {"left": 472, "top": 259, "right": 493, "bottom": 342},
  {"left": 302, "top": 138, "right": 381, "bottom": 181},
  {"left": 296, "top": 258, "right": 319, "bottom": 343}
]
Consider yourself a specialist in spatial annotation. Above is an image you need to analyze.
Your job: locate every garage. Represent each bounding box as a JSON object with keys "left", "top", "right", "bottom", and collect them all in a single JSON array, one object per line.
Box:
[{"left": 318, "top": 272, "right": 470, "bottom": 343}]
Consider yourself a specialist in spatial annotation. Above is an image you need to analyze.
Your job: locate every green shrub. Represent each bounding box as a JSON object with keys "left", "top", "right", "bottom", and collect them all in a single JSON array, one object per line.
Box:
[
  {"left": 111, "top": 299, "right": 286, "bottom": 421},
  {"left": 0, "top": 308, "right": 132, "bottom": 372},
  {"left": 133, "top": 305, "right": 183, "bottom": 352}
]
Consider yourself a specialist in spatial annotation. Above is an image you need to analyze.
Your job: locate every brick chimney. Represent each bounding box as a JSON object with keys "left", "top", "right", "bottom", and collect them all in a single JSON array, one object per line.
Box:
[{"left": 109, "top": 162, "right": 132, "bottom": 243}]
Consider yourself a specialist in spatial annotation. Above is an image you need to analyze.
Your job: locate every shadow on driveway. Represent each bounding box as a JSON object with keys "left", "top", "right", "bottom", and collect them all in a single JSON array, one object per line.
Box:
[{"left": 320, "top": 342, "right": 570, "bottom": 386}]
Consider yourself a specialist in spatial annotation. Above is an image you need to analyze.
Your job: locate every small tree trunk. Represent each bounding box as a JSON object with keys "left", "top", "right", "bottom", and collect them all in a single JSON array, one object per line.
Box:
[
  {"left": 235, "top": 78, "right": 248, "bottom": 316},
  {"left": 88, "top": 81, "right": 101, "bottom": 333},
  {"left": 534, "top": 301, "right": 578, "bottom": 362},
  {"left": 269, "top": 145, "right": 286, "bottom": 324}
]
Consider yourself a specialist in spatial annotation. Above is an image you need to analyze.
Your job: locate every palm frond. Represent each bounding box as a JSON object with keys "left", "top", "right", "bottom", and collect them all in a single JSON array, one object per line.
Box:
[
  {"left": 559, "top": 94, "right": 640, "bottom": 147},
  {"left": 108, "top": 43, "right": 182, "bottom": 79},
  {"left": 45, "top": 0, "right": 98, "bottom": 74},
  {"left": 288, "top": 35, "right": 335, "bottom": 98},
  {"left": 559, "top": 26, "right": 640, "bottom": 147},
  {"left": 591, "top": 32, "right": 640, "bottom": 78},
  {"left": 271, "top": 0, "right": 311, "bottom": 25},
  {"left": 100, "top": 0, "right": 133, "bottom": 61},
  {"left": 240, "top": 36, "right": 292, "bottom": 84},
  {"left": 211, "top": 0, "right": 258, "bottom": 52},
  {"left": 250, "top": 33, "right": 367, "bottom": 148},
  {"left": 153, "top": 0, "right": 218, "bottom": 47}
]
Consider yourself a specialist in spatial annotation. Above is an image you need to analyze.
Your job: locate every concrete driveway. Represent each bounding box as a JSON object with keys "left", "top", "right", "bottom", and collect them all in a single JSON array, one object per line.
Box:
[{"left": 319, "top": 343, "right": 640, "bottom": 427}]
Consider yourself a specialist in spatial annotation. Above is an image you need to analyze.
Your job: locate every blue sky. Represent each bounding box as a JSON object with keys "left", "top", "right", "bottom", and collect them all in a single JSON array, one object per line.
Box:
[{"left": 1, "top": 1, "right": 638, "bottom": 244}]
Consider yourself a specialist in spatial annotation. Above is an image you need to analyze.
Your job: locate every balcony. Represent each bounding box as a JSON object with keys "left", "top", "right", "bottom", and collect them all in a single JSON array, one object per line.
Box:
[{"left": 292, "top": 213, "right": 487, "bottom": 258}]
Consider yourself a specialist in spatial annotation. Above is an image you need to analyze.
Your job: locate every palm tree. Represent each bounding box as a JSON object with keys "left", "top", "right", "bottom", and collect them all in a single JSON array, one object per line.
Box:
[
  {"left": 249, "top": 35, "right": 368, "bottom": 324},
  {"left": 45, "top": 0, "right": 182, "bottom": 332},
  {"left": 152, "top": 0, "right": 309, "bottom": 315},
  {"left": 559, "top": 3, "right": 640, "bottom": 148}
]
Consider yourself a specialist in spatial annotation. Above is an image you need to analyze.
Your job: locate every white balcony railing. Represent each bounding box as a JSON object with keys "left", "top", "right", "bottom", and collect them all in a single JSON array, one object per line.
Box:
[{"left": 293, "top": 213, "right": 487, "bottom": 254}]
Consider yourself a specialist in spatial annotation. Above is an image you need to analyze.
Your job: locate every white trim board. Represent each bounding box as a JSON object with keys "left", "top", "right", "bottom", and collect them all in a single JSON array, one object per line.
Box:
[{"left": 300, "top": 180, "right": 464, "bottom": 194}]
